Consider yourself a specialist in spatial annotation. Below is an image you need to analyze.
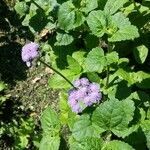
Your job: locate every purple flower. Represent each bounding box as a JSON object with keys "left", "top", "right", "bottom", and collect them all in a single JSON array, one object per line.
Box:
[
  {"left": 80, "top": 78, "right": 90, "bottom": 86},
  {"left": 68, "top": 78, "right": 102, "bottom": 113},
  {"left": 74, "top": 77, "right": 90, "bottom": 88},
  {"left": 88, "top": 83, "right": 100, "bottom": 93},
  {"left": 72, "top": 104, "right": 82, "bottom": 113},
  {"left": 21, "top": 42, "right": 39, "bottom": 67}
]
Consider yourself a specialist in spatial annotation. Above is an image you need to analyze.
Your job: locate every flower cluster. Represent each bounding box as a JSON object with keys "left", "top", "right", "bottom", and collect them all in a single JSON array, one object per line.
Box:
[
  {"left": 68, "top": 78, "right": 102, "bottom": 113},
  {"left": 21, "top": 42, "right": 39, "bottom": 67}
]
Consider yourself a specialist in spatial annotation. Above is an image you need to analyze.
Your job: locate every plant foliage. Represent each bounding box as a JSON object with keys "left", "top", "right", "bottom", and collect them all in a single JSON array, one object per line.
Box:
[{"left": 6, "top": 0, "right": 150, "bottom": 149}]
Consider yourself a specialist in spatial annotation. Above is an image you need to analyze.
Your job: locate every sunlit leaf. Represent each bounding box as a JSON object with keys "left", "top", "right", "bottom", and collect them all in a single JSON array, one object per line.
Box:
[
  {"left": 133, "top": 45, "right": 148, "bottom": 64},
  {"left": 85, "top": 47, "right": 106, "bottom": 73},
  {"left": 103, "top": 140, "right": 135, "bottom": 150},
  {"left": 55, "top": 33, "right": 74, "bottom": 46}
]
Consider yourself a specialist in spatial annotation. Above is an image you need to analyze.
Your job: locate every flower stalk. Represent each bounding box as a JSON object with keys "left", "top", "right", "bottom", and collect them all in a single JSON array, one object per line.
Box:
[{"left": 38, "top": 59, "right": 75, "bottom": 88}]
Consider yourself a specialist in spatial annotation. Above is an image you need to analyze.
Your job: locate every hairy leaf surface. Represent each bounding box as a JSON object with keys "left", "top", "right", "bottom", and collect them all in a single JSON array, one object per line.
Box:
[
  {"left": 103, "top": 140, "right": 135, "bottom": 150},
  {"left": 58, "top": 1, "right": 85, "bottom": 30},
  {"left": 92, "top": 99, "right": 135, "bottom": 136},
  {"left": 85, "top": 47, "right": 106, "bottom": 73},
  {"left": 104, "top": 0, "right": 128, "bottom": 15}
]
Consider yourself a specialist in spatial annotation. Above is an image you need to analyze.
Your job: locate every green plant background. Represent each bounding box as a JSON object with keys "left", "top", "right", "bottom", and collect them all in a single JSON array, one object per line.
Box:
[{"left": 0, "top": 0, "right": 150, "bottom": 149}]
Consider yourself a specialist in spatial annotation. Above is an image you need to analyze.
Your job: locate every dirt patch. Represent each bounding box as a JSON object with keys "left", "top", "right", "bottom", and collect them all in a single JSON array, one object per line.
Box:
[{"left": 8, "top": 65, "right": 59, "bottom": 119}]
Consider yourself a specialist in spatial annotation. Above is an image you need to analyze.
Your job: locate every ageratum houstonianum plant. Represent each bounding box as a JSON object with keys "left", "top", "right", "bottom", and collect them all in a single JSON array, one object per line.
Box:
[
  {"left": 21, "top": 43, "right": 102, "bottom": 113},
  {"left": 15, "top": 0, "right": 150, "bottom": 149},
  {"left": 21, "top": 43, "right": 102, "bottom": 112}
]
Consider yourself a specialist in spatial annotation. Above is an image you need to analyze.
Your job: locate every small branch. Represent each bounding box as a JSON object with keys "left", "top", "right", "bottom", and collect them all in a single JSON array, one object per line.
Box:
[{"left": 39, "top": 59, "right": 76, "bottom": 88}]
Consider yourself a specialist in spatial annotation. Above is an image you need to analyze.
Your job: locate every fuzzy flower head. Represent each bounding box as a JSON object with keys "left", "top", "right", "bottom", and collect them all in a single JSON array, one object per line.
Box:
[
  {"left": 21, "top": 42, "right": 39, "bottom": 67},
  {"left": 68, "top": 78, "right": 102, "bottom": 113}
]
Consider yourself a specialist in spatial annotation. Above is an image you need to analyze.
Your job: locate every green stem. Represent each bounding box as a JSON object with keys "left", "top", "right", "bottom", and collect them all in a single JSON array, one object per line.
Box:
[{"left": 39, "top": 59, "right": 76, "bottom": 88}]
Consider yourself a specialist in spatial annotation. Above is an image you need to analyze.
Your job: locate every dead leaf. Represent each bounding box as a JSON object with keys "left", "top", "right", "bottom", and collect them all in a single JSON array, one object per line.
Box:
[
  {"left": 39, "top": 28, "right": 49, "bottom": 38},
  {"left": 31, "top": 77, "right": 41, "bottom": 84},
  {"left": 45, "top": 67, "right": 54, "bottom": 74}
]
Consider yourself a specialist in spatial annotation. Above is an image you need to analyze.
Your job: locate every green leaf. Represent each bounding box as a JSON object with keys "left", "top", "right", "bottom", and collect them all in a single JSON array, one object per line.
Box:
[
  {"left": 109, "top": 25, "right": 139, "bottom": 42},
  {"left": 72, "top": 115, "right": 104, "bottom": 141},
  {"left": 42, "top": 43, "right": 52, "bottom": 52},
  {"left": 141, "top": 120, "right": 150, "bottom": 149},
  {"left": 112, "top": 125, "right": 139, "bottom": 138},
  {"left": 87, "top": 72, "right": 100, "bottom": 83},
  {"left": 15, "top": 136, "right": 28, "bottom": 149},
  {"left": 29, "top": 10, "right": 48, "bottom": 32},
  {"left": 140, "top": 108, "right": 146, "bottom": 122},
  {"left": 133, "top": 45, "right": 148, "bottom": 64},
  {"left": 0, "top": 81, "right": 6, "bottom": 92},
  {"left": 15, "top": 1, "right": 29, "bottom": 17},
  {"left": 14, "top": 118, "right": 35, "bottom": 149},
  {"left": 58, "top": 1, "right": 75, "bottom": 30},
  {"left": 135, "top": 71, "right": 150, "bottom": 89},
  {"left": 33, "top": 0, "right": 57, "bottom": 14},
  {"left": 22, "top": 6, "right": 48, "bottom": 33},
  {"left": 85, "top": 47, "right": 106, "bottom": 73},
  {"left": 69, "top": 136, "right": 103, "bottom": 150},
  {"left": 128, "top": 91, "right": 150, "bottom": 107},
  {"left": 59, "top": 92, "right": 77, "bottom": 129},
  {"left": 55, "top": 33, "right": 74, "bottom": 46},
  {"left": 48, "top": 69, "right": 80, "bottom": 89},
  {"left": 97, "top": 0, "right": 107, "bottom": 10},
  {"left": 125, "top": 128, "right": 147, "bottom": 150},
  {"left": 116, "top": 69, "right": 135, "bottom": 85},
  {"left": 40, "top": 107, "right": 60, "bottom": 134},
  {"left": 87, "top": 10, "right": 108, "bottom": 37},
  {"left": 39, "top": 135, "right": 60, "bottom": 150},
  {"left": 80, "top": 0, "right": 98, "bottom": 14},
  {"left": 87, "top": 11, "right": 139, "bottom": 41},
  {"left": 58, "top": 1, "right": 85, "bottom": 30},
  {"left": 105, "top": 80, "right": 132, "bottom": 100},
  {"left": 72, "top": 51, "right": 86, "bottom": 67},
  {"left": 108, "top": 12, "right": 139, "bottom": 42},
  {"left": 104, "top": 0, "right": 128, "bottom": 15},
  {"left": 74, "top": 11, "right": 85, "bottom": 28},
  {"left": 22, "top": 14, "right": 30, "bottom": 26},
  {"left": 92, "top": 99, "right": 135, "bottom": 137},
  {"left": 122, "top": 99, "right": 135, "bottom": 123},
  {"left": 45, "top": 21, "right": 56, "bottom": 31},
  {"left": 118, "top": 58, "right": 129, "bottom": 67},
  {"left": 84, "top": 34, "right": 99, "bottom": 50},
  {"left": 111, "top": 12, "right": 131, "bottom": 29},
  {"left": 29, "top": 3, "right": 38, "bottom": 17},
  {"left": 117, "top": 70, "right": 150, "bottom": 89},
  {"left": 147, "top": 108, "right": 150, "bottom": 119},
  {"left": 106, "top": 51, "right": 119, "bottom": 65},
  {"left": 103, "top": 140, "right": 135, "bottom": 150},
  {"left": 59, "top": 92, "right": 69, "bottom": 125},
  {"left": 67, "top": 56, "right": 82, "bottom": 74}
]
